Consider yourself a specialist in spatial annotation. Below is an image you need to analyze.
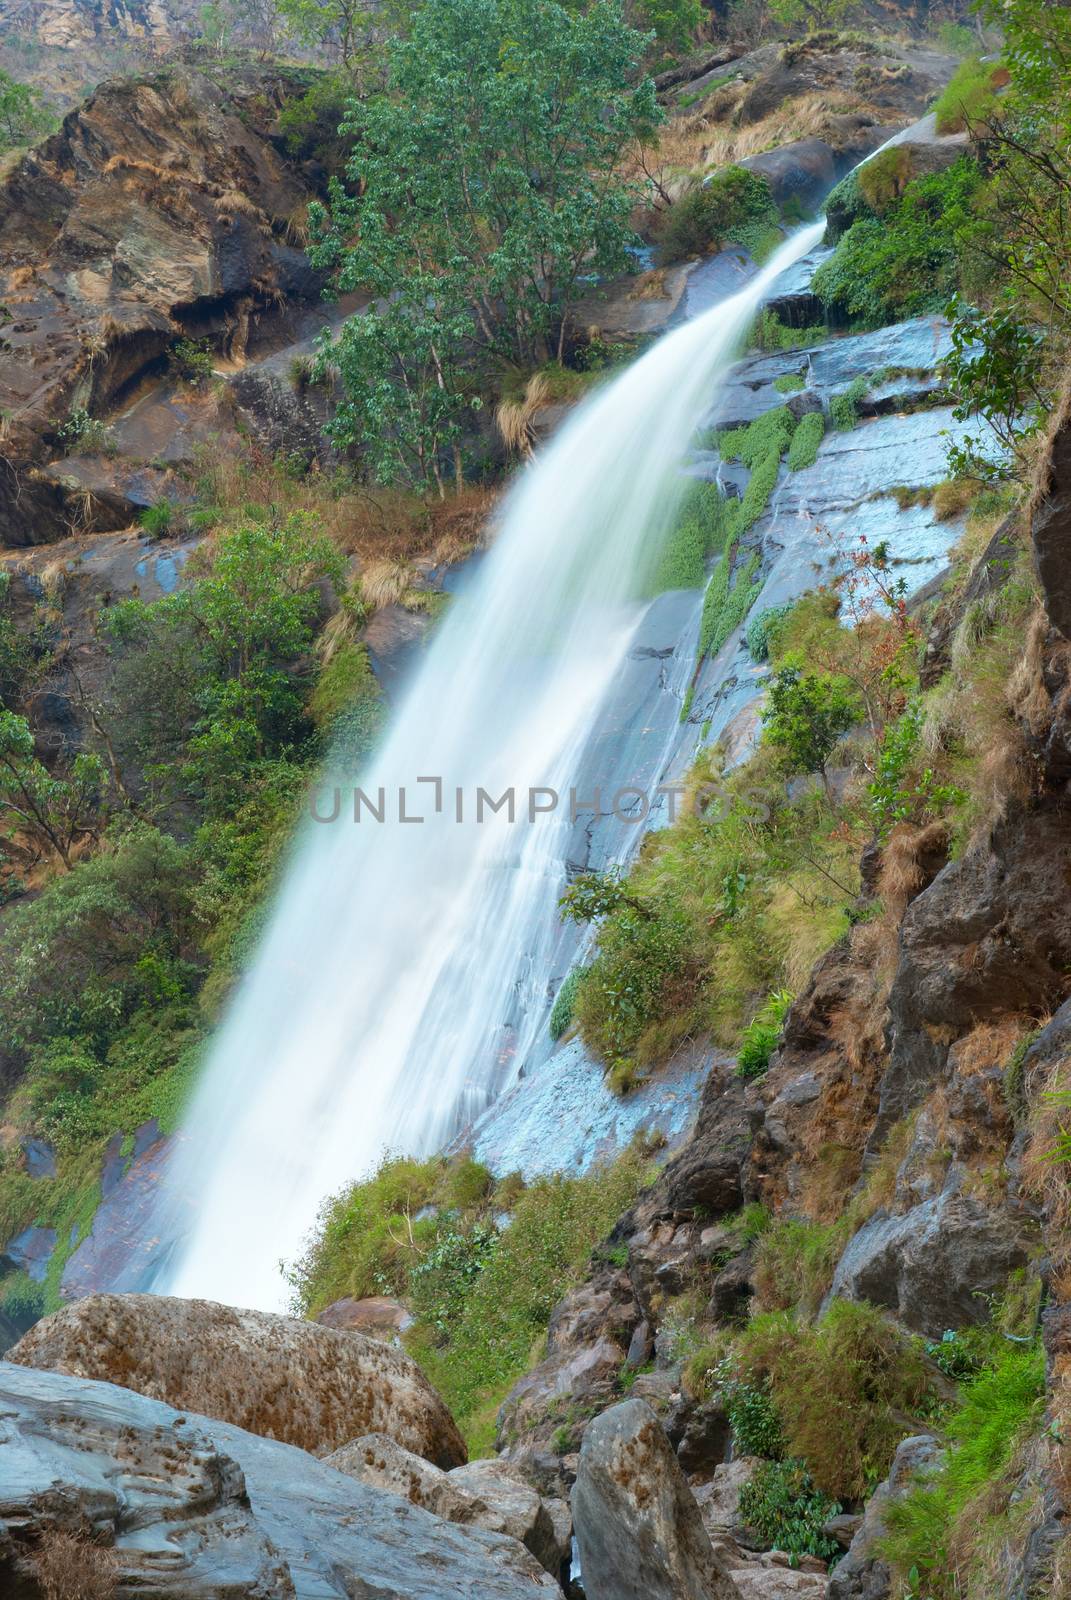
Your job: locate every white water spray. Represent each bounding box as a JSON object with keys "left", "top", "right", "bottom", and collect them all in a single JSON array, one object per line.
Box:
[{"left": 164, "top": 221, "right": 825, "bottom": 1311}]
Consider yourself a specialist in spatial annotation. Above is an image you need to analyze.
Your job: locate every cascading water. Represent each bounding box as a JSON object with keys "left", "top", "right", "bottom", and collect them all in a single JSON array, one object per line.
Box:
[{"left": 162, "top": 220, "right": 825, "bottom": 1312}]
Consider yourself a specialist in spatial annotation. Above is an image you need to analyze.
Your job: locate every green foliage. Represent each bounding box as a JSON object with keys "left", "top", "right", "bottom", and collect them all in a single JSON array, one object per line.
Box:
[
  {"left": 309, "top": 640, "right": 383, "bottom": 769},
  {"left": 276, "top": 73, "right": 353, "bottom": 174},
  {"left": 636, "top": 0, "right": 702, "bottom": 48},
  {"left": 753, "top": 1217, "right": 846, "bottom": 1316},
  {"left": 292, "top": 1146, "right": 650, "bottom": 1452},
  {"left": 737, "top": 1300, "right": 933, "bottom": 1500},
  {"left": 718, "top": 406, "right": 796, "bottom": 471},
  {"left": 0, "top": 823, "right": 200, "bottom": 1073},
  {"left": 723, "top": 1376, "right": 787, "bottom": 1458},
  {"left": 56, "top": 408, "right": 116, "bottom": 456},
  {"left": 745, "top": 603, "right": 792, "bottom": 662},
  {"left": 766, "top": 0, "right": 854, "bottom": 29},
  {"left": 0, "top": 710, "right": 106, "bottom": 870},
  {"left": 572, "top": 890, "right": 694, "bottom": 1072},
  {"left": 933, "top": 55, "right": 1004, "bottom": 135},
  {"left": 736, "top": 988, "right": 793, "bottom": 1080},
  {"left": 943, "top": 296, "right": 1046, "bottom": 481},
  {"left": 753, "top": 311, "right": 829, "bottom": 352},
  {"left": 880, "top": 1343, "right": 1046, "bottom": 1596},
  {"left": 312, "top": 0, "right": 660, "bottom": 488},
  {"left": 773, "top": 373, "right": 805, "bottom": 394},
  {"left": 139, "top": 500, "right": 174, "bottom": 538},
  {"left": 787, "top": 410, "right": 825, "bottom": 468},
  {"left": 656, "top": 167, "right": 777, "bottom": 265},
  {"left": 762, "top": 665, "right": 858, "bottom": 786},
  {"left": 0, "top": 68, "right": 55, "bottom": 149},
  {"left": 169, "top": 337, "right": 215, "bottom": 383},
  {"left": 0, "top": 572, "right": 29, "bottom": 711},
  {"left": 105, "top": 513, "right": 344, "bottom": 812},
  {"left": 813, "top": 159, "right": 982, "bottom": 326},
  {"left": 696, "top": 544, "right": 762, "bottom": 667},
  {"left": 648, "top": 480, "right": 724, "bottom": 593},
  {"left": 549, "top": 968, "right": 582, "bottom": 1040},
  {"left": 829, "top": 375, "right": 868, "bottom": 432},
  {"left": 868, "top": 701, "right": 965, "bottom": 839},
  {"left": 738, "top": 1459, "right": 842, "bottom": 1563}
]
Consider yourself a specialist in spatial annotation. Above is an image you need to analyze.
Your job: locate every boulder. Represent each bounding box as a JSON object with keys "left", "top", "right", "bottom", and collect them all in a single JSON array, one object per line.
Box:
[
  {"left": 316, "top": 1294, "right": 415, "bottom": 1339},
  {"left": 827, "top": 1186, "right": 1035, "bottom": 1337},
  {"left": 571, "top": 1399, "right": 738, "bottom": 1600},
  {"left": 325, "top": 1434, "right": 570, "bottom": 1580},
  {"left": 8, "top": 1293, "right": 467, "bottom": 1465},
  {"left": 828, "top": 1434, "right": 943, "bottom": 1600},
  {"left": 0, "top": 1361, "right": 560, "bottom": 1599}
]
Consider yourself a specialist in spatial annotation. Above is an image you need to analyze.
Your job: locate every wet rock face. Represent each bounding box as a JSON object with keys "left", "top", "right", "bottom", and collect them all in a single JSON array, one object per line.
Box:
[
  {"left": 8, "top": 1292, "right": 468, "bottom": 1466},
  {"left": 0, "top": 1363, "right": 559, "bottom": 1600},
  {"left": 571, "top": 1399, "right": 738, "bottom": 1600}
]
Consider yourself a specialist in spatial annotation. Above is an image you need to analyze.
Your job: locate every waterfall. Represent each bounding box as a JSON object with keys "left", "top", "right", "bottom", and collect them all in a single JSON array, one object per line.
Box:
[{"left": 162, "top": 221, "right": 826, "bottom": 1313}]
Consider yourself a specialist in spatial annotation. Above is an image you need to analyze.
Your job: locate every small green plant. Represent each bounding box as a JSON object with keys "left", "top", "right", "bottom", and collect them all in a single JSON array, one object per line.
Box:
[
  {"left": 737, "top": 988, "right": 793, "bottom": 1080},
  {"left": 656, "top": 167, "right": 777, "bottom": 265},
  {"left": 169, "top": 337, "right": 215, "bottom": 383},
  {"left": 723, "top": 1375, "right": 787, "bottom": 1458},
  {"left": 773, "top": 373, "right": 805, "bottom": 394},
  {"left": 139, "top": 500, "right": 173, "bottom": 538},
  {"left": 56, "top": 408, "right": 116, "bottom": 456},
  {"left": 787, "top": 410, "right": 825, "bottom": 469},
  {"left": 549, "top": 968, "right": 582, "bottom": 1041},
  {"left": 738, "top": 1458, "right": 842, "bottom": 1563},
  {"left": 868, "top": 701, "right": 965, "bottom": 839},
  {"left": 762, "top": 665, "right": 859, "bottom": 793},
  {"left": 745, "top": 603, "right": 792, "bottom": 663},
  {"left": 829, "top": 376, "right": 869, "bottom": 432}
]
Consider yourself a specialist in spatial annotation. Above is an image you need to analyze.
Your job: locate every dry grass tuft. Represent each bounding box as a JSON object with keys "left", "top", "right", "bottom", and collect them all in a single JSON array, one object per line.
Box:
[
  {"left": 495, "top": 371, "right": 550, "bottom": 459},
  {"left": 32, "top": 1531, "right": 119, "bottom": 1600},
  {"left": 934, "top": 477, "right": 981, "bottom": 522},
  {"left": 216, "top": 188, "right": 268, "bottom": 224},
  {"left": 878, "top": 820, "right": 949, "bottom": 915},
  {"left": 635, "top": 90, "right": 870, "bottom": 188},
  {"left": 360, "top": 557, "right": 417, "bottom": 610}
]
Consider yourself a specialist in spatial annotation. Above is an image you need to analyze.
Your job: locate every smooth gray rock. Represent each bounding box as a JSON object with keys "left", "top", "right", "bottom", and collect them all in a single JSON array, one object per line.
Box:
[
  {"left": 828, "top": 1435, "right": 943, "bottom": 1600},
  {"left": 571, "top": 1399, "right": 737, "bottom": 1600},
  {"left": 827, "top": 1186, "right": 1033, "bottom": 1337},
  {"left": 0, "top": 1362, "right": 561, "bottom": 1599}
]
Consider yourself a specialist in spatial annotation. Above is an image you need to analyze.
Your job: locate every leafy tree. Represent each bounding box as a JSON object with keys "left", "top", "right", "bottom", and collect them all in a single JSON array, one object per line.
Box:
[
  {"left": 559, "top": 868, "right": 653, "bottom": 924},
  {"left": 767, "top": 0, "right": 854, "bottom": 31},
  {"left": 761, "top": 666, "right": 857, "bottom": 793},
  {"left": 0, "top": 70, "right": 54, "bottom": 151},
  {"left": 312, "top": 0, "right": 660, "bottom": 490},
  {"left": 104, "top": 513, "right": 345, "bottom": 810},
  {"left": 0, "top": 711, "right": 105, "bottom": 870},
  {"left": 0, "top": 824, "right": 199, "bottom": 1070},
  {"left": 636, "top": 0, "right": 703, "bottom": 49},
  {"left": 276, "top": 0, "right": 408, "bottom": 75}
]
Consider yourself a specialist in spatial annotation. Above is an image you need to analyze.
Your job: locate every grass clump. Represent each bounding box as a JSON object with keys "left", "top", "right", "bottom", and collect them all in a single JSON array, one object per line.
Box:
[
  {"left": 736, "top": 988, "right": 793, "bottom": 1080},
  {"left": 656, "top": 167, "right": 777, "bottom": 265},
  {"left": 745, "top": 603, "right": 791, "bottom": 663},
  {"left": 829, "top": 376, "right": 869, "bottom": 432},
  {"left": 787, "top": 410, "right": 825, "bottom": 468},
  {"left": 933, "top": 56, "right": 1006, "bottom": 135},
  {"left": 736, "top": 1299, "right": 933, "bottom": 1501},
  {"left": 773, "top": 372, "right": 805, "bottom": 394},
  {"left": 880, "top": 1343, "right": 1045, "bottom": 1597},
  {"left": 648, "top": 480, "right": 724, "bottom": 593},
  {"left": 753, "top": 311, "right": 829, "bottom": 353},
  {"left": 752, "top": 1216, "right": 847, "bottom": 1316}
]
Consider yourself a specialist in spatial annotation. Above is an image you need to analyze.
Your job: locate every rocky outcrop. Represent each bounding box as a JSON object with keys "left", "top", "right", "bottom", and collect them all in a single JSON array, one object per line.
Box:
[
  {"left": 571, "top": 1399, "right": 738, "bottom": 1600},
  {"left": 0, "top": 67, "right": 324, "bottom": 544},
  {"left": 326, "top": 1434, "right": 571, "bottom": 1580},
  {"left": 0, "top": 1361, "right": 559, "bottom": 1599},
  {"left": 8, "top": 1293, "right": 467, "bottom": 1465},
  {"left": 827, "top": 1182, "right": 1035, "bottom": 1337},
  {"left": 1032, "top": 389, "right": 1071, "bottom": 640}
]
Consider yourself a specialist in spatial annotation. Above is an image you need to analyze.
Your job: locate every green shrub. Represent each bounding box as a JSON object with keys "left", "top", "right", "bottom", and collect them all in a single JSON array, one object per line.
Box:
[
  {"left": 933, "top": 56, "right": 1004, "bottom": 135},
  {"left": 753, "top": 311, "right": 829, "bottom": 352},
  {"left": 752, "top": 1221, "right": 846, "bottom": 1316},
  {"left": 737, "top": 1299, "right": 933, "bottom": 1500},
  {"left": 738, "top": 1459, "right": 842, "bottom": 1563},
  {"left": 656, "top": 167, "right": 777, "bottom": 264},
  {"left": 813, "top": 159, "right": 982, "bottom": 326},
  {"left": 737, "top": 988, "right": 793, "bottom": 1080},
  {"left": 745, "top": 603, "right": 792, "bottom": 662},
  {"left": 549, "top": 968, "right": 582, "bottom": 1040},
  {"left": 762, "top": 664, "right": 859, "bottom": 789},
  {"left": 723, "top": 1377, "right": 787, "bottom": 1459},
  {"left": 718, "top": 407, "right": 797, "bottom": 471},
  {"left": 169, "top": 337, "right": 215, "bottom": 383},
  {"left": 648, "top": 480, "right": 724, "bottom": 593},
  {"left": 787, "top": 410, "right": 825, "bottom": 468},
  {"left": 773, "top": 373, "right": 805, "bottom": 394},
  {"left": 829, "top": 376, "right": 868, "bottom": 431}
]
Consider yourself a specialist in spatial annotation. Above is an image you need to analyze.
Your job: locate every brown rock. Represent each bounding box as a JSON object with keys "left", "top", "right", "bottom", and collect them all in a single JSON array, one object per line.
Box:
[
  {"left": 316, "top": 1295, "right": 415, "bottom": 1339},
  {"left": 8, "top": 1293, "right": 466, "bottom": 1465}
]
